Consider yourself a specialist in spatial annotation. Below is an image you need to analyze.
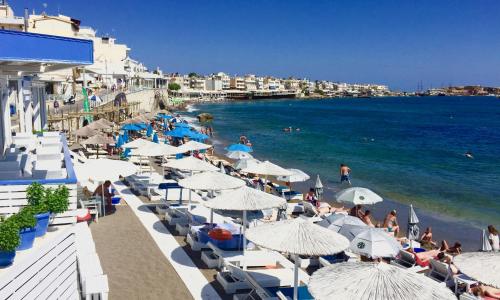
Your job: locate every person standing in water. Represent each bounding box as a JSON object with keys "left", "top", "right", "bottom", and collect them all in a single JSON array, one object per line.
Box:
[{"left": 340, "top": 164, "right": 352, "bottom": 185}]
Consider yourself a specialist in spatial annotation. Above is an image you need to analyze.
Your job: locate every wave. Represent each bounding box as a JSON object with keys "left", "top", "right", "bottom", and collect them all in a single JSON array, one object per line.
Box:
[{"left": 186, "top": 104, "right": 199, "bottom": 112}]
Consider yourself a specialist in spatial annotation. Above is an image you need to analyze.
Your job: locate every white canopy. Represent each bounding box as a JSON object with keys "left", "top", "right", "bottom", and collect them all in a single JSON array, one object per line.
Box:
[
  {"left": 203, "top": 186, "right": 286, "bottom": 211},
  {"left": 178, "top": 171, "right": 245, "bottom": 190},
  {"left": 349, "top": 228, "right": 402, "bottom": 258},
  {"left": 131, "top": 143, "right": 182, "bottom": 157},
  {"left": 177, "top": 140, "right": 212, "bottom": 152},
  {"left": 308, "top": 262, "right": 457, "bottom": 300},
  {"left": 241, "top": 160, "right": 293, "bottom": 176},
  {"left": 226, "top": 151, "right": 254, "bottom": 160},
  {"left": 277, "top": 168, "right": 310, "bottom": 183},
  {"left": 336, "top": 187, "right": 383, "bottom": 205},
  {"left": 74, "top": 159, "right": 139, "bottom": 182},
  {"left": 121, "top": 138, "right": 151, "bottom": 149},
  {"left": 163, "top": 156, "right": 218, "bottom": 172},
  {"left": 454, "top": 252, "right": 500, "bottom": 288},
  {"left": 233, "top": 158, "right": 260, "bottom": 170},
  {"left": 317, "top": 214, "right": 368, "bottom": 241}
]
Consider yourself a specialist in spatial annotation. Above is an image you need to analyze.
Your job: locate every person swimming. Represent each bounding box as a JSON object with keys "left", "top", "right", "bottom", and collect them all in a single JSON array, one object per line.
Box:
[{"left": 465, "top": 151, "right": 474, "bottom": 159}]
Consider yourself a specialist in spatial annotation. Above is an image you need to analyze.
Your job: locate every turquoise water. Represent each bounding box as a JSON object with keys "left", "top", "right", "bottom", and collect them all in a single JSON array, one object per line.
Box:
[{"left": 189, "top": 97, "right": 500, "bottom": 228}]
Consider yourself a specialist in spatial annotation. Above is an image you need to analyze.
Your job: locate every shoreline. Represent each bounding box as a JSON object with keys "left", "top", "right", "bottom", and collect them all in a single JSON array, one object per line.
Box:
[{"left": 181, "top": 104, "right": 487, "bottom": 251}]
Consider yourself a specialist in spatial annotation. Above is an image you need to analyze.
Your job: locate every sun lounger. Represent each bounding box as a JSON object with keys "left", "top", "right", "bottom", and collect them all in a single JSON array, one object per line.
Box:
[
  {"left": 427, "top": 259, "right": 453, "bottom": 285},
  {"left": 202, "top": 241, "right": 278, "bottom": 269},
  {"left": 390, "top": 249, "right": 428, "bottom": 273},
  {"left": 319, "top": 251, "right": 359, "bottom": 267},
  {"left": 459, "top": 292, "right": 480, "bottom": 300},
  {"left": 267, "top": 286, "right": 314, "bottom": 300},
  {"left": 217, "top": 262, "right": 295, "bottom": 294}
]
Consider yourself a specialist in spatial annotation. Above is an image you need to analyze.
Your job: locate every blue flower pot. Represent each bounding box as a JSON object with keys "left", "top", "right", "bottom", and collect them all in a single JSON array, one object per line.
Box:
[
  {"left": 111, "top": 197, "right": 121, "bottom": 205},
  {"left": 0, "top": 250, "right": 16, "bottom": 267},
  {"left": 17, "top": 227, "right": 36, "bottom": 250},
  {"left": 34, "top": 212, "right": 50, "bottom": 237}
]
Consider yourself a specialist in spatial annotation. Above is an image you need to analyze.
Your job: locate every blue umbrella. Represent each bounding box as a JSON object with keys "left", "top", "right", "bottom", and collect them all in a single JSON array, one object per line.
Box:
[
  {"left": 191, "top": 132, "right": 209, "bottom": 141},
  {"left": 225, "top": 144, "right": 253, "bottom": 152},
  {"left": 174, "top": 122, "right": 191, "bottom": 129},
  {"left": 136, "top": 123, "right": 147, "bottom": 130},
  {"left": 146, "top": 124, "right": 153, "bottom": 137},
  {"left": 123, "top": 131, "right": 129, "bottom": 142},
  {"left": 115, "top": 135, "right": 124, "bottom": 148},
  {"left": 122, "top": 148, "right": 131, "bottom": 158},
  {"left": 164, "top": 129, "right": 188, "bottom": 138},
  {"left": 157, "top": 114, "right": 173, "bottom": 119},
  {"left": 152, "top": 132, "right": 159, "bottom": 143},
  {"left": 121, "top": 124, "right": 142, "bottom": 131}
]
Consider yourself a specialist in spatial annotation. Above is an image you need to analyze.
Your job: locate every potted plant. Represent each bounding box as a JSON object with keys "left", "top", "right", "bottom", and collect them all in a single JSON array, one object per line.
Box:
[
  {"left": 45, "top": 185, "right": 69, "bottom": 228},
  {"left": 0, "top": 220, "right": 20, "bottom": 267},
  {"left": 9, "top": 209, "right": 37, "bottom": 250},
  {"left": 26, "top": 182, "right": 50, "bottom": 237}
]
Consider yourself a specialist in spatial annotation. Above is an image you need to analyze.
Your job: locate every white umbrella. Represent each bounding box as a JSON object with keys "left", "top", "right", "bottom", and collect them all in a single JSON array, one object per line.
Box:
[
  {"left": 226, "top": 151, "right": 254, "bottom": 160},
  {"left": 481, "top": 229, "right": 493, "bottom": 252},
  {"left": 308, "top": 262, "right": 457, "bottom": 300},
  {"left": 314, "top": 174, "right": 324, "bottom": 200},
  {"left": 277, "top": 168, "right": 310, "bottom": 200},
  {"left": 74, "top": 159, "right": 139, "bottom": 215},
  {"left": 454, "top": 252, "right": 500, "bottom": 288},
  {"left": 204, "top": 186, "right": 286, "bottom": 268},
  {"left": 233, "top": 158, "right": 260, "bottom": 170},
  {"left": 121, "top": 138, "right": 151, "bottom": 149},
  {"left": 350, "top": 228, "right": 402, "bottom": 259},
  {"left": 178, "top": 171, "right": 245, "bottom": 191},
  {"left": 177, "top": 140, "right": 212, "bottom": 152},
  {"left": 408, "top": 204, "right": 420, "bottom": 241},
  {"left": 317, "top": 214, "right": 368, "bottom": 241},
  {"left": 336, "top": 187, "right": 383, "bottom": 205},
  {"left": 241, "top": 160, "right": 293, "bottom": 192},
  {"left": 245, "top": 218, "right": 349, "bottom": 300},
  {"left": 163, "top": 156, "right": 218, "bottom": 172},
  {"left": 131, "top": 143, "right": 181, "bottom": 157}
]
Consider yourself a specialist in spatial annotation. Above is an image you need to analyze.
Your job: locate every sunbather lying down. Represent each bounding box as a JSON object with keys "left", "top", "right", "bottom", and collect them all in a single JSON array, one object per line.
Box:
[{"left": 470, "top": 284, "right": 500, "bottom": 299}]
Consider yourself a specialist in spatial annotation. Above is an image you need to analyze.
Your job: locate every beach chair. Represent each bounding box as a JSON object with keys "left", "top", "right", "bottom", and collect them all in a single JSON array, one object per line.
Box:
[
  {"left": 459, "top": 292, "right": 479, "bottom": 300},
  {"left": 202, "top": 241, "right": 278, "bottom": 269},
  {"left": 217, "top": 262, "right": 295, "bottom": 294},
  {"left": 427, "top": 259, "right": 452, "bottom": 285}
]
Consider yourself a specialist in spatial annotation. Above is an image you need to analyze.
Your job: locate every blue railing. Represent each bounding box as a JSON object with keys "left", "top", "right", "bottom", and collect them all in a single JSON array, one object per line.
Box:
[{"left": 0, "top": 134, "right": 77, "bottom": 186}]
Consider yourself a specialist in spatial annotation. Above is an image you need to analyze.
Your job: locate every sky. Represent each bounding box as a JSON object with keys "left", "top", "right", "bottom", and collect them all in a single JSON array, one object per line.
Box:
[{"left": 10, "top": 0, "right": 500, "bottom": 91}]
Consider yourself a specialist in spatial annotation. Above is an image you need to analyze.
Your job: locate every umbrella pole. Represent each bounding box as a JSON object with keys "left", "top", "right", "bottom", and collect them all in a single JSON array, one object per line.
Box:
[
  {"left": 264, "top": 174, "right": 268, "bottom": 192},
  {"left": 293, "top": 254, "right": 299, "bottom": 300},
  {"left": 243, "top": 210, "right": 247, "bottom": 270},
  {"left": 188, "top": 171, "right": 193, "bottom": 211},
  {"left": 101, "top": 180, "right": 106, "bottom": 216},
  {"left": 210, "top": 209, "right": 213, "bottom": 225}
]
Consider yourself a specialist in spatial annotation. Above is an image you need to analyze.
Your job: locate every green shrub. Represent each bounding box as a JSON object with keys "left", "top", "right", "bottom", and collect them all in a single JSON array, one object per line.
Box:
[
  {"left": 45, "top": 186, "right": 69, "bottom": 214},
  {"left": 9, "top": 209, "right": 37, "bottom": 230},
  {"left": 26, "top": 182, "right": 45, "bottom": 207},
  {"left": 0, "top": 220, "right": 20, "bottom": 252},
  {"left": 24, "top": 202, "right": 49, "bottom": 216}
]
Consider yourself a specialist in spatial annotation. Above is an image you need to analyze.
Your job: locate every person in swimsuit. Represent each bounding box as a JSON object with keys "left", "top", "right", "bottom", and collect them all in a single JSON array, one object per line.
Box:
[
  {"left": 440, "top": 240, "right": 462, "bottom": 255},
  {"left": 361, "top": 210, "right": 375, "bottom": 227},
  {"left": 383, "top": 210, "right": 400, "bottom": 236},
  {"left": 471, "top": 285, "right": 500, "bottom": 299},
  {"left": 420, "top": 227, "right": 437, "bottom": 248},
  {"left": 340, "top": 164, "right": 351, "bottom": 185}
]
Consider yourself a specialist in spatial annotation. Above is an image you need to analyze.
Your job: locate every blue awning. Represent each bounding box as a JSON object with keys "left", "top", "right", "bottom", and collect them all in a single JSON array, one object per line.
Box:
[{"left": 0, "top": 29, "right": 93, "bottom": 66}]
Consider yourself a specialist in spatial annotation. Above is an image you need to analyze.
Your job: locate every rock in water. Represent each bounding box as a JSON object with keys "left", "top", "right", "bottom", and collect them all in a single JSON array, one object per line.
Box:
[{"left": 197, "top": 113, "right": 214, "bottom": 122}]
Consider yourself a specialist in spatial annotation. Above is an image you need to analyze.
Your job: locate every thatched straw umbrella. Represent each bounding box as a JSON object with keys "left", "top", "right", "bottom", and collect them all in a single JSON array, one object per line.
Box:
[
  {"left": 75, "top": 126, "right": 97, "bottom": 137},
  {"left": 203, "top": 186, "right": 286, "bottom": 268},
  {"left": 245, "top": 218, "right": 349, "bottom": 300},
  {"left": 81, "top": 134, "right": 114, "bottom": 158},
  {"left": 454, "top": 252, "right": 500, "bottom": 288},
  {"left": 308, "top": 262, "right": 457, "bottom": 300},
  {"left": 336, "top": 187, "right": 383, "bottom": 205},
  {"left": 87, "top": 120, "right": 112, "bottom": 131}
]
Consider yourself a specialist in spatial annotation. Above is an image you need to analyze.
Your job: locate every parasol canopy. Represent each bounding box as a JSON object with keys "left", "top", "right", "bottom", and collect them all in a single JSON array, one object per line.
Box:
[
  {"left": 277, "top": 168, "right": 310, "bottom": 183},
  {"left": 241, "top": 160, "right": 293, "bottom": 177},
  {"left": 177, "top": 140, "right": 212, "bottom": 152},
  {"left": 81, "top": 134, "right": 114, "bottom": 145},
  {"left": 178, "top": 171, "right": 245, "bottom": 191},
  {"left": 163, "top": 156, "right": 218, "bottom": 172},
  {"left": 226, "top": 151, "right": 254, "bottom": 160},
  {"left": 233, "top": 158, "right": 260, "bottom": 170},
  {"left": 203, "top": 186, "right": 286, "bottom": 211},
  {"left": 308, "top": 262, "right": 457, "bottom": 300},
  {"left": 349, "top": 228, "right": 402, "bottom": 258},
  {"left": 454, "top": 252, "right": 500, "bottom": 288},
  {"left": 75, "top": 126, "right": 97, "bottom": 137},
  {"left": 336, "top": 187, "right": 383, "bottom": 205}
]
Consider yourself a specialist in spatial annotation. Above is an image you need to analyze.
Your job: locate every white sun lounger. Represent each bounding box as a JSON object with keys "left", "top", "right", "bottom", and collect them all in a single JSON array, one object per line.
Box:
[{"left": 202, "top": 241, "right": 278, "bottom": 269}]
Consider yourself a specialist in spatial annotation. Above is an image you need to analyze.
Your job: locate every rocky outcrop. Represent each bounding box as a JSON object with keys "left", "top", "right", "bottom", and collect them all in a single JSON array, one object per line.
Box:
[{"left": 197, "top": 113, "right": 214, "bottom": 122}]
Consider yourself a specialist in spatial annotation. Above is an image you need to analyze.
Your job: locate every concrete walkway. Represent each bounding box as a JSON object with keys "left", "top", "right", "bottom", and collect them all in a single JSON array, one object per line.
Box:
[{"left": 89, "top": 204, "right": 193, "bottom": 300}]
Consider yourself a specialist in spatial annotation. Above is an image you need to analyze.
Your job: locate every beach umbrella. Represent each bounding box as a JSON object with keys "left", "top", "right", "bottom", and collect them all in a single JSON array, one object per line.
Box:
[
  {"left": 314, "top": 175, "right": 324, "bottom": 200},
  {"left": 233, "top": 158, "right": 260, "bottom": 170},
  {"left": 349, "top": 228, "right": 402, "bottom": 259},
  {"left": 454, "top": 252, "right": 500, "bottom": 288},
  {"left": 308, "top": 262, "right": 457, "bottom": 300},
  {"left": 178, "top": 171, "right": 245, "bottom": 191},
  {"left": 226, "top": 151, "right": 253, "bottom": 160},
  {"left": 69, "top": 142, "right": 85, "bottom": 151},
  {"left": 146, "top": 124, "right": 153, "bottom": 137},
  {"left": 242, "top": 160, "right": 293, "bottom": 192},
  {"left": 121, "top": 138, "right": 151, "bottom": 149},
  {"left": 152, "top": 132, "right": 159, "bottom": 143},
  {"left": 88, "top": 120, "right": 112, "bottom": 131},
  {"left": 176, "top": 140, "right": 212, "bottom": 152},
  {"left": 245, "top": 218, "right": 350, "bottom": 300},
  {"left": 317, "top": 214, "right": 368, "bottom": 241},
  {"left": 225, "top": 143, "right": 253, "bottom": 153},
  {"left": 407, "top": 204, "right": 420, "bottom": 241},
  {"left": 115, "top": 135, "right": 124, "bottom": 148},
  {"left": 191, "top": 132, "right": 209, "bottom": 141},
  {"left": 336, "top": 187, "right": 383, "bottom": 205},
  {"left": 121, "top": 124, "right": 142, "bottom": 131},
  {"left": 81, "top": 134, "right": 114, "bottom": 158},
  {"left": 163, "top": 156, "right": 218, "bottom": 172},
  {"left": 218, "top": 161, "right": 226, "bottom": 174},
  {"left": 164, "top": 156, "right": 218, "bottom": 208},
  {"left": 277, "top": 168, "right": 310, "bottom": 200},
  {"left": 481, "top": 229, "right": 493, "bottom": 252},
  {"left": 75, "top": 126, "right": 97, "bottom": 137},
  {"left": 75, "top": 159, "right": 139, "bottom": 215},
  {"left": 204, "top": 186, "right": 287, "bottom": 267},
  {"left": 94, "top": 118, "right": 114, "bottom": 127},
  {"left": 165, "top": 128, "right": 191, "bottom": 138},
  {"left": 174, "top": 122, "right": 191, "bottom": 129}
]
